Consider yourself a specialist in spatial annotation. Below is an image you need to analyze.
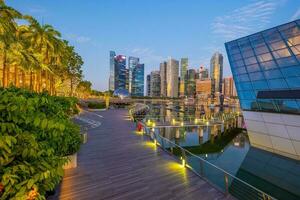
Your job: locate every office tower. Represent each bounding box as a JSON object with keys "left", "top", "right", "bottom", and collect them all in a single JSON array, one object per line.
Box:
[
  {"left": 109, "top": 51, "right": 116, "bottom": 91},
  {"left": 198, "top": 66, "right": 209, "bottom": 80},
  {"left": 225, "top": 19, "right": 300, "bottom": 160},
  {"left": 125, "top": 68, "right": 129, "bottom": 90},
  {"left": 196, "top": 78, "right": 212, "bottom": 99},
  {"left": 180, "top": 58, "right": 188, "bottom": 97},
  {"left": 160, "top": 62, "right": 167, "bottom": 97},
  {"left": 114, "top": 55, "right": 127, "bottom": 90},
  {"left": 146, "top": 74, "right": 151, "bottom": 96},
  {"left": 223, "top": 77, "right": 236, "bottom": 97},
  {"left": 150, "top": 71, "right": 161, "bottom": 97},
  {"left": 187, "top": 69, "right": 196, "bottom": 97},
  {"left": 128, "top": 57, "right": 140, "bottom": 94},
  {"left": 210, "top": 52, "right": 223, "bottom": 97},
  {"left": 131, "top": 64, "right": 144, "bottom": 96},
  {"left": 166, "top": 58, "right": 179, "bottom": 98}
]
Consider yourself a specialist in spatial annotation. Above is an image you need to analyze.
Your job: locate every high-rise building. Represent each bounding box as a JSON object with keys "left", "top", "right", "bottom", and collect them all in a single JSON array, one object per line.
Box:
[
  {"left": 160, "top": 62, "right": 167, "bottom": 97},
  {"left": 210, "top": 52, "right": 223, "bottom": 97},
  {"left": 131, "top": 64, "right": 144, "bottom": 96},
  {"left": 146, "top": 74, "right": 151, "bottom": 96},
  {"left": 225, "top": 19, "right": 300, "bottom": 160},
  {"left": 114, "top": 55, "right": 127, "bottom": 90},
  {"left": 128, "top": 57, "right": 139, "bottom": 94},
  {"left": 150, "top": 71, "right": 161, "bottom": 97},
  {"left": 223, "top": 77, "right": 237, "bottom": 98},
  {"left": 109, "top": 51, "right": 116, "bottom": 91},
  {"left": 166, "top": 58, "right": 179, "bottom": 98},
  {"left": 187, "top": 69, "right": 196, "bottom": 97},
  {"left": 180, "top": 58, "right": 188, "bottom": 97},
  {"left": 198, "top": 66, "right": 209, "bottom": 80},
  {"left": 196, "top": 78, "right": 212, "bottom": 99}
]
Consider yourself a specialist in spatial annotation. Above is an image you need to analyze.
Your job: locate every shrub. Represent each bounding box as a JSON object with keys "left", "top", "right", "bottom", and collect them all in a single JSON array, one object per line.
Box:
[
  {"left": 0, "top": 87, "right": 81, "bottom": 199},
  {"left": 87, "top": 102, "right": 106, "bottom": 109}
]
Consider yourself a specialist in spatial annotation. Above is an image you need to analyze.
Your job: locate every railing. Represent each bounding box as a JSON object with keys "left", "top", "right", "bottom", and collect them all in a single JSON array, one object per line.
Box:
[{"left": 142, "top": 124, "right": 276, "bottom": 200}]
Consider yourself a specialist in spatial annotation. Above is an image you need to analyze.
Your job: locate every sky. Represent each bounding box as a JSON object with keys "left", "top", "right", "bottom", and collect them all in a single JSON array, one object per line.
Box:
[{"left": 7, "top": 0, "right": 300, "bottom": 91}]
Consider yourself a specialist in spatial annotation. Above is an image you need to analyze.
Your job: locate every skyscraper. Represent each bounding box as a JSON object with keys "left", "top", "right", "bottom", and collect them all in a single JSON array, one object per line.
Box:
[
  {"left": 198, "top": 66, "right": 209, "bottom": 80},
  {"left": 128, "top": 57, "right": 139, "bottom": 94},
  {"left": 150, "top": 71, "right": 161, "bottom": 97},
  {"left": 210, "top": 52, "right": 223, "bottom": 97},
  {"left": 160, "top": 62, "right": 167, "bottom": 97},
  {"left": 167, "top": 58, "right": 179, "bottom": 98},
  {"left": 225, "top": 19, "right": 300, "bottom": 160},
  {"left": 109, "top": 51, "right": 116, "bottom": 91},
  {"left": 223, "top": 77, "right": 236, "bottom": 98},
  {"left": 131, "top": 64, "right": 144, "bottom": 96},
  {"left": 187, "top": 69, "right": 196, "bottom": 97},
  {"left": 114, "top": 55, "right": 127, "bottom": 90},
  {"left": 180, "top": 58, "right": 188, "bottom": 97},
  {"left": 146, "top": 74, "right": 151, "bottom": 96}
]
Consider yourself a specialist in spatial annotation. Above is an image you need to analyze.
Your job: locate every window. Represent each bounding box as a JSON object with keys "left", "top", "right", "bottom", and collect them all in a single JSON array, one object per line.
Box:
[
  {"left": 238, "top": 74, "right": 250, "bottom": 82},
  {"left": 260, "top": 60, "right": 277, "bottom": 70},
  {"left": 249, "top": 71, "right": 264, "bottom": 81},
  {"left": 240, "top": 91, "right": 256, "bottom": 100},
  {"left": 268, "top": 78, "right": 288, "bottom": 89},
  {"left": 236, "top": 66, "right": 247, "bottom": 74},
  {"left": 281, "top": 66, "right": 300, "bottom": 77},
  {"left": 231, "top": 53, "right": 242, "bottom": 61},
  {"left": 276, "top": 100, "right": 300, "bottom": 114},
  {"left": 257, "top": 53, "right": 273, "bottom": 62},
  {"left": 263, "top": 30, "right": 282, "bottom": 43},
  {"left": 272, "top": 48, "right": 291, "bottom": 59},
  {"left": 258, "top": 99, "right": 277, "bottom": 112},
  {"left": 280, "top": 25, "right": 300, "bottom": 39},
  {"left": 246, "top": 63, "right": 261, "bottom": 73},
  {"left": 286, "top": 35, "right": 300, "bottom": 46},
  {"left": 286, "top": 77, "right": 300, "bottom": 88},
  {"left": 252, "top": 80, "right": 269, "bottom": 90},
  {"left": 233, "top": 59, "right": 244, "bottom": 68},
  {"left": 241, "top": 100, "right": 260, "bottom": 110},
  {"left": 242, "top": 49, "right": 255, "bottom": 58},
  {"left": 276, "top": 56, "right": 298, "bottom": 67},
  {"left": 269, "top": 40, "right": 287, "bottom": 51},
  {"left": 290, "top": 45, "right": 300, "bottom": 55},
  {"left": 254, "top": 45, "right": 269, "bottom": 55},
  {"left": 244, "top": 56, "right": 258, "bottom": 65},
  {"left": 240, "top": 82, "right": 253, "bottom": 90},
  {"left": 263, "top": 69, "right": 283, "bottom": 79}
]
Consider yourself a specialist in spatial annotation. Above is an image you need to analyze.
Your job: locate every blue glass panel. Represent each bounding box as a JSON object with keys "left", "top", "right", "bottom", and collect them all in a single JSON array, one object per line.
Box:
[
  {"left": 275, "top": 100, "right": 300, "bottom": 114},
  {"left": 268, "top": 78, "right": 288, "bottom": 89},
  {"left": 246, "top": 63, "right": 261, "bottom": 73},
  {"left": 240, "top": 82, "right": 253, "bottom": 90},
  {"left": 286, "top": 77, "right": 300, "bottom": 88},
  {"left": 290, "top": 45, "right": 300, "bottom": 55},
  {"left": 244, "top": 56, "right": 258, "bottom": 65},
  {"left": 280, "top": 25, "right": 300, "bottom": 39},
  {"left": 269, "top": 40, "right": 287, "bottom": 51},
  {"left": 238, "top": 74, "right": 250, "bottom": 82},
  {"left": 276, "top": 56, "right": 298, "bottom": 67},
  {"left": 258, "top": 99, "right": 277, "bottom": 112},
  {"left": 281, "top": 66, "right": 300, "bottom": 77},
  {"left": 263, "top": 29, "right": 282, "bottom": 43},
  {"left": 242, "top": 49, "right": 255, "bottom": 58},
  {"left": 260, "top": 60, "right": 277, "bottom": 70},
  {"left": 263, "top": 69, "right": 283, "bottom": 79},
  {"left": 286, "top": 35, "right": 300, "bottom": 46},
  {"left": 236, "top": 66, "right": 247, "bottom": 74},
  {"left": 232, "top": 53, "right": 243, "bottom": 61},
  {"left": 257, "top": 53, "right": 273, "bottom": 62},
  {"left": 272, "top": 48, "right": 292, "bottom": 59},
  {"left": 240, "top": 100, "right": 260, "bottom": 110},
  {"left": 278, "top": 22, "right": 297, "bottom": 31},
  {"left": 254, "top": 45, "right": 269, "bottom": 55},
  {"left": 252, "top": 80, "right": 269, "bottom": 90},
  {"left": 233, "top": 59, "right": 244, "bottom": 68},
  {"left": 249, "top": 71, "right": 264, "bottom": 81}
]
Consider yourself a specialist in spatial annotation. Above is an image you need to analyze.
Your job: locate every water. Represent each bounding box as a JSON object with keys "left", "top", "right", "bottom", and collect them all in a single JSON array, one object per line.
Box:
[{"left": 141, "top": 101, "right": 300, "bottom": 200}]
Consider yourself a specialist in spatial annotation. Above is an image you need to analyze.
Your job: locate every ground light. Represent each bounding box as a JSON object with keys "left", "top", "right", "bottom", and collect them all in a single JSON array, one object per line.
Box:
[{"left": 181, "top": 159, "right": 186, "bottom": 167}]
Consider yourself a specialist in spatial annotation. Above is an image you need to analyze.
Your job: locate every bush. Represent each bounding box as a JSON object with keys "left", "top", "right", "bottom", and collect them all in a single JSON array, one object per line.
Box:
[
  {"left": 87, "top": 102, "right": 106, "bottom": 109},
  {"left": 0, "top": 87, "right": 81, "bottom": 199}
]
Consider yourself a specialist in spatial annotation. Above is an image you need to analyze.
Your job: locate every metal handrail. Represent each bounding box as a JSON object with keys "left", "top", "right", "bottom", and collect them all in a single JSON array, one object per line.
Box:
[{"left": 143, "top": 125, "right": 276, "bottom": 200}]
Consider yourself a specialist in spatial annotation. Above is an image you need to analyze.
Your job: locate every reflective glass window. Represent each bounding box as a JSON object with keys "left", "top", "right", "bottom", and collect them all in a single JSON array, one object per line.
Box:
[
  {"left": 268, "top": 78, "right": 288, "bottom": 89},
  {"left": 238, "top": 38, "right": 251, "bottom": 50},
  {"left": 280, "top": 25, "right": 300, "bottom": 39},
  {"left": 241, "top": 100, "right": 259, "bottom": 110},
  {"left": 286, "top": 35, "right": 300, "bottom": 46},
  {"left": 286, "top": 77, "right": 300, "bottom": 88},
  {"left": 232, "top": 53, "right": 243, "bottom": 61},
  {"left": 269, "top": 40, "right": 287, "bottom": 51},
  {"left": 275, "top": 100, "right": 300, "bottom": 114},
  {"left": 236, "top": 66, "right": 247, "bottom": 74},
  {"left": 281, "top": 66, "right": 300, "bottom": 77},
  {"left": 249, "top": 71, "right": 264, "bottom": 81},
  {"left": 258, "top": 100, "right": 277, "bottom": 112},
  {"left": 276, "top": 56, "right": 298, "bottom": 67},
  {"left": 278, "top": 22, "right": 297, "bottom": 31},
  {"left": 290, "top": 45, "right": 300, "bottom": 55},
  {"left": 252, "top": 80, "right": 269, "bottom": 90},
  {"left": 257, "top": 53, "right": 273, "bottom": 62},
  {"left": 229, "top": 47, "right": 240, "bottom": 55},
  {"left": 242, "top": 49, "right": 255, "bottom": 58},
  {"left": 263, "top": 29, "right": 282, "bottom": 43},
  {"left": 227, "top": 41, "right": 238, "bottom": 50},
  {"left": 263, "top": 69, "right": 283, "bottom": 79},
  {"left": 272, "top": 48, "right": 291, "bottom": 59},
  {"left": 240, "top": 91, "right": 256, "bottom": 99},
  {"left": 244, "top": 56, "right": 258, "bottom": 65},
  {"left": 246, "top": 63, "right": 260, "bottom": 73},
  {"left": 254, "top": 45, "right": 269, "bottom": 55},
  {"left": 233, "top": 59, "right": 244, "bottom": 68},
  {"left": 240, "top": 82, "right": 252, "bottom": 90},
  {"left": 238, "top": 74, "right": 250, "bottom": 82},
  {"left": 260, "top": 60, "right": 277, "bottom": 70}
]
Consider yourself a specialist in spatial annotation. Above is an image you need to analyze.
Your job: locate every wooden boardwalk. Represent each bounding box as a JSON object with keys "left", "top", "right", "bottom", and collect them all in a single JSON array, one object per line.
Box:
[{"left": 49, "top": 109, "right": 233, "bottom": 200}]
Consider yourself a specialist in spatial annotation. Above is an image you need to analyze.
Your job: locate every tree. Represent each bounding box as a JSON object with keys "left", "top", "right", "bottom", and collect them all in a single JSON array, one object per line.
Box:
[{"left": 76, "top": 80, "right": 92, "bottom": 98}]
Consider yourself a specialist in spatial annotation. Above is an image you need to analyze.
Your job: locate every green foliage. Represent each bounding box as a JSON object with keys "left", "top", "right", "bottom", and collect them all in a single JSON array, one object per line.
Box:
[
  {"left": 0, "top": 87, "right": 81, "bottom": 199},
  {"left": 87, "top": 102, "right": 106, "bottom": 109}
]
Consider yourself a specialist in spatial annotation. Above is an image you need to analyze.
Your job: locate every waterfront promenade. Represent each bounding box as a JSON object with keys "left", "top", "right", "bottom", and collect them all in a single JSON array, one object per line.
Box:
[{"left": 50, "top": 109, "right": 232, "bottom": 200}]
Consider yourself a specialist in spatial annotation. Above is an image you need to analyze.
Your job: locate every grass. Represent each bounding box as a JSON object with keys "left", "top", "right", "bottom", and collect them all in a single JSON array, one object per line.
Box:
[{"left": 170, "top": 128, "right": 244, "bottom": 156}]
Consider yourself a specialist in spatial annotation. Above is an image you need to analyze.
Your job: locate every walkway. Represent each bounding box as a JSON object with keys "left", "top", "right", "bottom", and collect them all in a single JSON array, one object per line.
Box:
[{"left": 50, "top": 109, "right": 232, "bottom": 200}]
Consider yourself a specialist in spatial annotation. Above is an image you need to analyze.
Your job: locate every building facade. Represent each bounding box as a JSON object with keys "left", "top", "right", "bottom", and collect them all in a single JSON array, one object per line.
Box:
[
  {"left": 180, "top": 58, "right": 188, "bottom": 97},
  {"left": 114, "top": 55, "right": 127, "bottom": 90},
  {"left": 223, "top": 77, "right": 237, "bottom": 98},
  {"left": 225, "top": 19, "right": 300, "bottom": 160},
  {"left": 146, "top": 74, "right": 151, "bottom": 96},
  {"left": 150, "top": 71, "right": 161, "bottom": 97},
  {"left": 109, "top": 51, "right": 116, "bottom": 91},
  {"left": 131, "top": 64, "right": 144, "bottom": 96},
  {"left": 187, "top": 69, "right": 196, "bottom": 97},
  {"left": 160, "top": 61, "right": 167, "bottom": 97},
  {"left": 210, "top": 52, "right": 223, "bottom": 97},
  {"left": 198, "top": 66, "right": 209, "bottom": 80},
  {"left": 196, "top": 78, "right": 212, "bottom": 99},
  {"left": 128, "top": 57, "right": 140, "bottom": 94},
  {"left": 166, "top": 58, "right": 179, "bottom": 98}
]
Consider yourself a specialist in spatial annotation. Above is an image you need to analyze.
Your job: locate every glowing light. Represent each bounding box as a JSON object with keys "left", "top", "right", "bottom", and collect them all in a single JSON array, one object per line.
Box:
[
  {"left": 205, "top": 154, "right": 208, "bottom": 158},
  {"left": 152, "top": 122, "right": 156, "bottom": 127},
  {"left": 182, "top": 159, "right": 186, "bottom": 167},
  {"left": 181, "top": 122, "right": 184, "bottom": 126},
  {"left": 172, "top": 119, "right": 176, "bottom": 125},
  {"left": 154, "top": 139, "right": 157, "bottom": 145},
  {"left": 194, "top": 118, "right": 198, "bottom": 123},
  {"left": 206, "top": 121, "right": 209, "bottom": 126}
]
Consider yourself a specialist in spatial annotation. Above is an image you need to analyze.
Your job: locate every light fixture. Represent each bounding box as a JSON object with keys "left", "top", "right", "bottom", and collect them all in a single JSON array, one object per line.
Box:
[{"left": 182, "top": 159, "right": 186, "bottom": 167}]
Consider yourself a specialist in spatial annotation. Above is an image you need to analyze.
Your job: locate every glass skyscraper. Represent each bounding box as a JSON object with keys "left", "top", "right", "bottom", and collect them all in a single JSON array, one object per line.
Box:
[
  {"left": 114, "top": 55, "right": 127, "bottom": 90},
  {"left": 180, "top": 58, "right": 188, "bottom": 97},
  {"left": 109, "top": 51, "right": 116, "bottom": 91},
  {"left": 131, "top": 63, "right": 144, "bottom": 96},
  {"left": 225, "top": 19, "right": 300, "bottom": 160},
  {"left": 210, "top": 52, "right": 223, "bottom": 97},
  {"left": 128, "top": 57, "right": 139, "bottom": 94}
]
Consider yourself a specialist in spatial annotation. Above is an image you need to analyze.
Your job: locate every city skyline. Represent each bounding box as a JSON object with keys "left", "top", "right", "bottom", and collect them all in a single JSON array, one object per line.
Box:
[{"left": 7, "top": 0, "right": 300, "bottom": 91}]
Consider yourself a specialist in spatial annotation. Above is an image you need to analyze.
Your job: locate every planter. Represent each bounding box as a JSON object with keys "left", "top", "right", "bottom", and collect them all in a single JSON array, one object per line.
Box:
[
  {"left": 88, "top": 108, "right": 107, "bottom": 111},
  {"left": 63, "top": 153, "right": 77, "bottom": 169},
  {"left": 81, "top": 132, "right": 88, "bottom": 144}
]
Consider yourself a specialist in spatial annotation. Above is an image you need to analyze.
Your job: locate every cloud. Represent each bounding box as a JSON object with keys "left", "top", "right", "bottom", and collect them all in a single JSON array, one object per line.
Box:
[
  {"left": 66, "top": 34, "right": 91, "bottom": 44},
  {"left": 130, "top": 48, "right": 165, "bottom": 64},
  {"left": 211, "top": 0, "right": 281, "bottom": 41},
  {"left": 291, "top": 8, "right": 300, "bottom": 21},
  {"left": 28, "top": 6, "right": 46, "bottom": 14}
]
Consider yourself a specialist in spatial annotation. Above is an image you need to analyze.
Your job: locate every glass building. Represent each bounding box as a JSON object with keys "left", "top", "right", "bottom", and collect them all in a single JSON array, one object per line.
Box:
[
  {"left": 187, "top": 69, "right": 196, "bottom": 97},
  {"left": 131, "top": 63, "right": 144, "bottom": 96},
  {"left": 109, "top": 51, "right": 116, "bottom": 91},
  {"left": 210, "top": 52, "right": 223, "bottom": 97},
  {"left": 114, "top": 55, "right": 127, "bottom": 90},
  {"left": 150, "top": 71, "right": 161, "bottom": 97},
  {"left": 128, "top": 57, "right": 140, "bottom": 94},
  {"left": 225, "top": 19, "right": 300, "bottom": 160},
  {"left": 180, "top": 58, "right": 188, "bottom": 97}
]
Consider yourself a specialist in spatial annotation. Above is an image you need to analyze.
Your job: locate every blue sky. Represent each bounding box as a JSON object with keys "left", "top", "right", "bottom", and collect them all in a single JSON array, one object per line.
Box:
[{"left": 7, "top": 0, "right": 300, "bottom": 91}]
